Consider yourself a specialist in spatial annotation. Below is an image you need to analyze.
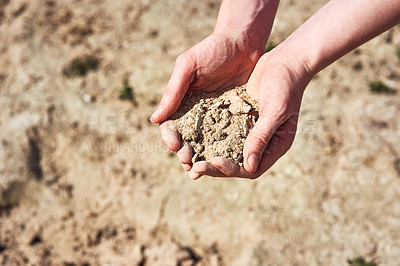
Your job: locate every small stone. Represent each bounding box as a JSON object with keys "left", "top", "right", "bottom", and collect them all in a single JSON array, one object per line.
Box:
[
  {"left": 210, "top": 100, "right": 224, "bottom": 109},
  {"left": 195, "top": 144, "right": 205, "bottom": 153},
  {"left": 192, "top": 153, "right": 200, "bottom": 163},
  {"left": 215, "top": 131, "right": 227, "bottom": 141},
  {"left": 242, "top": 115, "right": 255, "bottom": 136},
  {"left": 181, "top": 128, "right": 198, "bottom": 142},
  {"left": 204, "top": 113, "right": 216, "bottom": 125},
  {"left": 229, "top": 99, "right": 252, "bottom": 114},
  {"left": 202, "top": 125, "right": 211, "bottom": 132},
  {"left": 82, "top": 93, "right": 94, "bottom": 103}
]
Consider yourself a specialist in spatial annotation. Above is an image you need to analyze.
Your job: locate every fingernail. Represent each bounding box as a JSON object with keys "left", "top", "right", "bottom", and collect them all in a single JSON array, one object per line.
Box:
[
  {"left": 150, "top": 108, "right": 160, "bottom": 123},
  {"left": 150, "top": 114, "right": 156, "bottom": 123},
  {"left": 248, "top": 154, "right": 259, "bottom": 172}
]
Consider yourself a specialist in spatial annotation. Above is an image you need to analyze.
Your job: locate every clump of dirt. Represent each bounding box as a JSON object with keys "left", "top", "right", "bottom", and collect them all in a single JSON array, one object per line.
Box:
[{"left": 171, "top": 85, "right": 259, "bottom": 165}]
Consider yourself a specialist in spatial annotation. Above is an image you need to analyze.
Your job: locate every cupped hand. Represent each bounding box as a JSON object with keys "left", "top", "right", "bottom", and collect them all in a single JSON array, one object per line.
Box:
[
  {"left": 188, "top": 50, "right": 313, "bottom": 179},
  {"left": 151, "top": 32, "right": 263, "bottom": 123},
  {"left": 150, "top": 32, "right": 264, "bottom": 171}
]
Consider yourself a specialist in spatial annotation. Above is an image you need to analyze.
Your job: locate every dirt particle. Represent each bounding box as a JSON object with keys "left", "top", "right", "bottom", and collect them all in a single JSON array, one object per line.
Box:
[
  {"left": 178, "top": 246, "right": 202, "bottom": 265},
  {"left": 68, "top": 25, "right": 92, "bottom": 37},
  {"left": 149, "top": 29, "right": 159, "bottom": 38},
  {"left": 42, "top": 248, "right": 51, "bottom": 257},
  {"left": 124, "top": 227, "right": 136, "bottom": 240},
  {"left": 370, "top": 119, "right": 388, "bottom": 129},
  {"left": 394, "top": 158, "right": 400, "bottom": 177},
  {"left": 138, "top": 245, "right": 146, "bottom": 266},
  {"left": 29, "top": 234, "right": 42, "bottom": 246},
  {"left": 28, "top": 138, "right": 43, "bottom": 181},
  {"left": 0, "top": 244, "right": 6, "bottom": 253},
  {"left": 12, "top": 3, "right": 27, "bottom": 17},
  {"left": 102, "top": 227, "right": 117, "bottom": 239},
  {"left": 58, "top": 183, "right": 74, "bottom": 198},
  {"left": 353, "top": 61, "right": 363, "bottom": 71},
  {"left": 0, "top": 0, "right": 10, "bottom": 23},
  {"left": 58, "top": 9, "right": 73, "bottom": 24},
  {"left": 88, "top": 230, "right": 102, "bottom": 247},
  {"left": 208, "top": 2, "right": 218, "bottom": 9}
]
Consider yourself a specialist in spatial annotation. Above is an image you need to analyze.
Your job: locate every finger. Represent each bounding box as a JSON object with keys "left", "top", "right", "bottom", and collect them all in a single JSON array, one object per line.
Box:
[
  {"left": 254, "top": 118, "right": 298, "bottom": 175},
  {"left": 182, "top": 163, "right": 192, "bottom": 172},
  {"left": 151, "top": 54, "right": 196, "bottom": 124},
  {"left": 159, "top": 120, "right": 181, "bottom": 152},
  {"left": 188, "top": 170, "right": 202, "bottom": 180},
  {"left": 177, "top": 145, "right": 193, "bottom": 164},
  {"left": 209, "top": 119, "right": 296, "bottom": 179},
  {"left": 243, "top": 111, "right": 287, "bottom": 173},
  {"left": 189, "top": 161, "right": 226, "bottom": 180},
  {"left": 210, "top": 157, "right": 255, "bottom": 178}
]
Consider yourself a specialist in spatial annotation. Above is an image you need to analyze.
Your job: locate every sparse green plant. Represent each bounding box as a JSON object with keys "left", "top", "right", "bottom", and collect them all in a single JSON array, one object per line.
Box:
[
  {"left": 369, "top": 81, "right": 396, "bottom": 94},
  {"left": 264, "top": 42, "right": 277, "bottom": 53},
  {"left": 63, "top": 56, "right": 99, "bottom": 78},
  {"left": 348, "top": 257, "right": 376, "bottom": 266},
  {"left": 119, "top": 86, "right": 133, "bottom": 100},
  {"left": 119, "top": 86, "right": 137, "bottom": 105},
  {"left": 396, "top": 48, "right": 400, "bottom": 59}
]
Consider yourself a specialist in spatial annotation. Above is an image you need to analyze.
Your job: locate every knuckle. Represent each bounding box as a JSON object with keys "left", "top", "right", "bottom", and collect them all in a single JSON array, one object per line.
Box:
[
  {"left": 250, "top": 130, "right": 270, "bottom": 150},
  {"left": 274, "top": 103, "right": 290, "bottom": 122},
  {"left": 221, "top": 165, "right": 235, "bottom": 177},
  {"left": 176, "top": 52, "right": 191, "bottom": 67}
]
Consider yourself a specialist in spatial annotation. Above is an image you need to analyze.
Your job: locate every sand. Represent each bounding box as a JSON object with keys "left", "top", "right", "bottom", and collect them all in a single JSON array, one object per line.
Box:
[
  {"left": 172, "top": 85, "right": 258, "bottom": 165},
  {"left": 0, "top": 0, "right": 400, "bottom": 265}
]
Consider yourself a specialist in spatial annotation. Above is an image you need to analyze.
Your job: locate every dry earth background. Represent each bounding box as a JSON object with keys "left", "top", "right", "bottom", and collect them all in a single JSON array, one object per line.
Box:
[{"left": 0, "top": 0, "right": 400, "bottom": 265}]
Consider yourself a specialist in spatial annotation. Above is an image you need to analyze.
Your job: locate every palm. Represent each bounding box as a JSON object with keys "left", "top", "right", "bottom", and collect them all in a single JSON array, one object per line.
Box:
[
  {"left": 187, "top": 53, "right": 312, "bottom": 179},
  {"left": 150, "top": 33, "right": 263, "bottom": 124},
  {"left": 186, "top": 33, "right": 261, "bottom": 92}
]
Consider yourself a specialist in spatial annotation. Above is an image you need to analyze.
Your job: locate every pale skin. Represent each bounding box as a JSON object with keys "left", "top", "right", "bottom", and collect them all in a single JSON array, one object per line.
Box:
[{"left": 151, "top": 0, "right": 400, "bottom": 180}]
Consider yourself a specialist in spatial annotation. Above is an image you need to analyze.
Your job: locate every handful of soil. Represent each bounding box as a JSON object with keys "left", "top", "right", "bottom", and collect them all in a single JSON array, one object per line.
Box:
[{"left": 171, "top": 85, "right": 259, "bottom": 165}]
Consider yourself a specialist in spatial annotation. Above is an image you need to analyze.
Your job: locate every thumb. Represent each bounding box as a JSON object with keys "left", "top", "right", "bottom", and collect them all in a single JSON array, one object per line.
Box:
[
  {"left": 150, "top": 53, "right": 196, "bottom": 124},
  {"left": 243, "top": 110, "right": 288, "bottom": 173}
]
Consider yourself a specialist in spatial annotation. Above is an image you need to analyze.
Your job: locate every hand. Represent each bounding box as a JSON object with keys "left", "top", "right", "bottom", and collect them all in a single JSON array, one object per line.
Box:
[
  {"left": 151, "top": 32, "right": 263, "bottom": 123},
  {"left": 151, "top": 32, "right": 264, "bottom": 171},
  {"left": 188, "top": 49, "right": 313, "bottom": 179}
]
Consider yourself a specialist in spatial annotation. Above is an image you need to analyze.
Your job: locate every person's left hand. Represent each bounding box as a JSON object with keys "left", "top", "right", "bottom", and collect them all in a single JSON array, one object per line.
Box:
[{"left": 186, "top": 49, "right": 313, "bottom": 179}]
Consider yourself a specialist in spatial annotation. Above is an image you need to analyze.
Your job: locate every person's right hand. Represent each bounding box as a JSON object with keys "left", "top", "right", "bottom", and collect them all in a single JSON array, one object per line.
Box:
[
  {"left": 151, "top": 32, "right": 264, "bottom": 123},
  {"left": 150, "top": 32, "right": 265, "bottom": 171},
  {"left": 188, "top": 49, "right": 313, "bottom": 179}
]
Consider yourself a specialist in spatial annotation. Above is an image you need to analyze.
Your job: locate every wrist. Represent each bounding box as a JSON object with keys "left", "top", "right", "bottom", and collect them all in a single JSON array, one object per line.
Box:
[
  {"left": 267, "top": 44, "right": 314, "bottom": 92},
  {"left": 210, "top": 30, "right": 265, "bottom": 63},
  {"left": 213, "top": 0, "right": 280, "bottom": 57}
]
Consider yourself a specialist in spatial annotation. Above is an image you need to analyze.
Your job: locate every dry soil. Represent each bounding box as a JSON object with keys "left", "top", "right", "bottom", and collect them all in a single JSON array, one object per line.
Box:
[
  {"left": 0, "top": 0, "right": 400, "bottom": 265},
  {"left": 172, "top": 85, "right": 259, "bottom": 165}
]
